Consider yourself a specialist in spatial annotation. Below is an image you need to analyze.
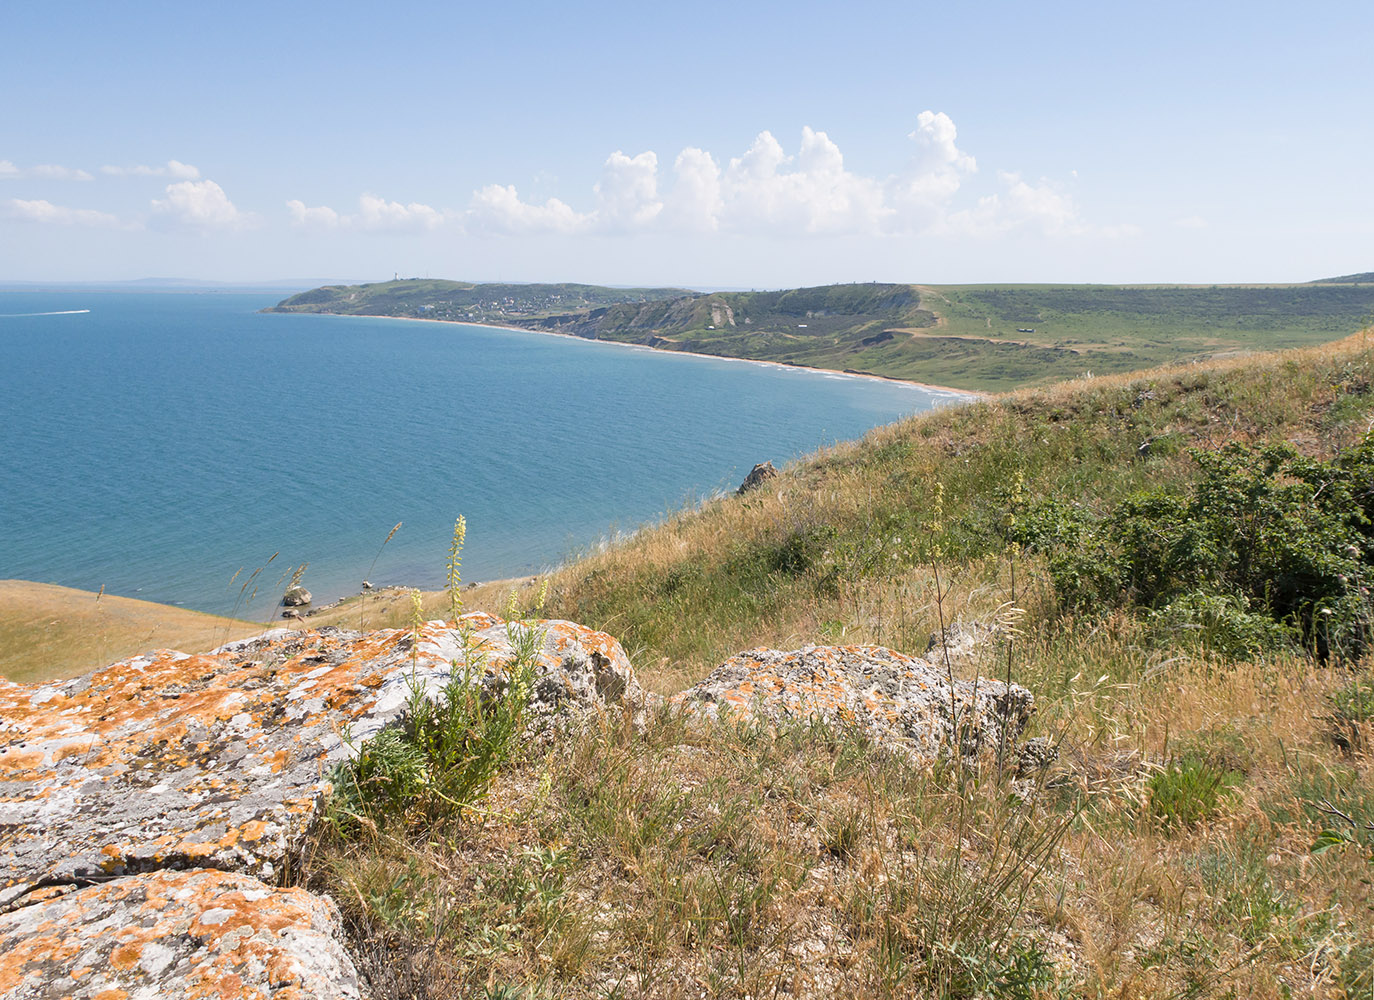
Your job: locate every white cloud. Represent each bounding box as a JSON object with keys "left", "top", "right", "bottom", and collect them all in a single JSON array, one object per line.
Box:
[
  {"left": 892, "top": 111, "right": 977, "bottom": 220},
  {"left": 286, "top": 199, "right": 343, "bottom": 228},
  {"left": 4, "top": 198, "right": 120, "bottom": 227},
  {"left": 663, "top": 147, "right": 723, "bottom": 232},
  {"left": 466, "top": 184, "right": 588, "bottom": 235},
  {"left": 461, "top": 113, "right": 993, "bottom": 238},
  {"left": 356, "top": 193, "right": 443, "bottom": 231},
  {"left": 102, "top": 160, "right": 200, "bottom": 179},
  {"left": 720, "top": 127, "right": 890, "bottom": 235},
  {"left": 594, "top": 151, "right": 663, "bottom": 231},
  {"left": 285, "top": 193, "right": 446, "bottom": 232},
  {"left": 946, "top": 171, "right": 1105, "bottom": 238},
  {"left": 0, "top": 161, "right": 93, "bottom": 181},
  {"left": 151, "top": 179, "right": 249, "bottom": 229}
]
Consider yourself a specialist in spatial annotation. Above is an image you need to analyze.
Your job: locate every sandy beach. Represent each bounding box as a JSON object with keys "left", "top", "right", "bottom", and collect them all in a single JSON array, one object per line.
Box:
[{"left": 312, "top": 312, "right": 985, "bottom": 400}]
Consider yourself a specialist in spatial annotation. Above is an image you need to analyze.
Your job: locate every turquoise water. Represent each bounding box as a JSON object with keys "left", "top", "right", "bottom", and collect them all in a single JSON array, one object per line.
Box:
[{"left": 0, "top": 291, "right": 964, "bottom": 616}]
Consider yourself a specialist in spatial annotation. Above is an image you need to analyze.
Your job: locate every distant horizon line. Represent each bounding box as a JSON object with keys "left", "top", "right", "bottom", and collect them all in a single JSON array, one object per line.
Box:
[{"left": 2, "top": 272, "right": 1370, "bottom": 293}]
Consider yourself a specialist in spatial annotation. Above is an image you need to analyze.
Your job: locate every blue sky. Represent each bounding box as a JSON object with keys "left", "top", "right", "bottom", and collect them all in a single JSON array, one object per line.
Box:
[{"left": 2, "top": 0, "right": 1370, "bottom": 286}]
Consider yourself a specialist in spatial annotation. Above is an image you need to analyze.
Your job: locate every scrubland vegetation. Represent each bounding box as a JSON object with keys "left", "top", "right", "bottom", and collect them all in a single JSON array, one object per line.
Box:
[{"left": 304, "top": 331, "right": 1374, "bottom": 998}]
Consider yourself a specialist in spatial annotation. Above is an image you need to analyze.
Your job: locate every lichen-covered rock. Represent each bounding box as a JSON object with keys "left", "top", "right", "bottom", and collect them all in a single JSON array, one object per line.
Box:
[
  {"left": 925, "top": 620, "right": 1000, "bottom": 665},
  {"left": 0, "top": 613, "right": 640, "bottom": 895},
  {"left": 672, "top": 644, "right": 1034, "bottom": 762},
  {"left": 0, "top": 868, "right": 367, "bottom": 999}
]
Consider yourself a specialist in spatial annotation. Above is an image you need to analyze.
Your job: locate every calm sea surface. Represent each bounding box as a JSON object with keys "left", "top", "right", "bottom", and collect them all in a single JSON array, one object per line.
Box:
[{"left": 0, "top": 291, "right": 965, "bottom": 616}]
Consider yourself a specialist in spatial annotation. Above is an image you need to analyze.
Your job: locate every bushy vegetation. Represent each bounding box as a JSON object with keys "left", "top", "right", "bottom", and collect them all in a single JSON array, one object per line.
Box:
[{"left": 1013, "top": 438, "right": 1374, "bottom": 660}]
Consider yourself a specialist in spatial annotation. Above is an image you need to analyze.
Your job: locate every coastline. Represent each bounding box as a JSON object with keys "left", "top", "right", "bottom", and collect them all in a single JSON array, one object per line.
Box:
[{"left": 285, "top": 310, "right": 985, "bottom": 400}]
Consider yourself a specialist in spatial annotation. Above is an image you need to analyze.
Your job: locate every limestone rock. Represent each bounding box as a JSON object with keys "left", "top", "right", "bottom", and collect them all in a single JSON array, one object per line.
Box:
[
  {"left": 672, "top": 644, "right": 1034, "bottom": 762},
  {"left": 0, "top": 868, "right": 367, "bottom": 999},
  {"left": 736, "top": 461, "right": 778, "bottom": 495},
  {"left": 925, "top": 620, "right": 999, "bottom": 665},
  {"left": 0, "top": 613, "right": 640, "bottom": 894},
  {"left": 282, "top": 586, "right": 312, "bottom": 607}
]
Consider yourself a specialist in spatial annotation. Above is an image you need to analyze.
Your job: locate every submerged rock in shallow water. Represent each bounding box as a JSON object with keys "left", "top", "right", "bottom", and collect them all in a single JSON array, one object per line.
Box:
[
  {"left": 672, "top": 643, "right": 1034, "bottom": 762},
  {"left": 282, "top": 586, "right": 312, "bottom": 607}
]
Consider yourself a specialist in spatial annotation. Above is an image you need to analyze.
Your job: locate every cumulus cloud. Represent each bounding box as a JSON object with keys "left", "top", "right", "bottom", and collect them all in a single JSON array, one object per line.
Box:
[
  {"left": 151, "top": 179, "right": 249, "bottom": 229},
  {"left": 0, "top": 161, "right": 93, "bottom": 181},
  {"left": 893, "top": 111, "right": 977, "bottom": 219},
  {"left": 720, "top": 127, "right": 890, "bottom": 234},
  {"left": 662, "top": 147, "right": 723, "bottom": 232},
  {"left": 286, "top": 199, "right": 343, "bottom": 228},
  {"left": 943, "top": 171, "right": 1139, "bottom": 239},
  {"left": 594, "top": 151, "right": 663, "bottom": 231},
  {"left": 466, "top": 185, "right": 588, "bottom": 235},
  {"left": 101, "top": 160, "right": 200, "bottom": 179},
  {"left": 356, "top": 193, "right": 443, "bottom": 231},
  {"left": 285, "top": 194, "right": 446, "bottom": 231},
  {"left": 462, "top": 113, "right": 991, "bottom": 238},
  {"left": 4, "top": 198, "right": 120, "bottom": 227},
  {"left": 286, "top": 113, "right": 1123, "bottom": 242}
]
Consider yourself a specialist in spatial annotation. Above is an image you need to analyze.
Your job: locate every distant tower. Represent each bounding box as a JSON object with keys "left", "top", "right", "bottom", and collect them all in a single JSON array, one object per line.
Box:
[{"left": 394, "top": 272, "right": 399, "bottom": 281}]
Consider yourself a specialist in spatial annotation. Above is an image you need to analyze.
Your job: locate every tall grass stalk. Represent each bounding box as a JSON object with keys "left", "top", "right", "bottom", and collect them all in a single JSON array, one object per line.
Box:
[{"left": 360, "top": 521, "right": 402, "bottom": 630}]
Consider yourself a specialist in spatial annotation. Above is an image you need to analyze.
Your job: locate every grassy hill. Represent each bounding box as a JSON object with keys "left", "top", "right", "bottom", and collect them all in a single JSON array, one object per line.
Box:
[
  {"left": 268, "top": 279, "right": 694, "bottom": 321},
  {"left": 1315, "top": 272, "right": 1374, "bottom": 284},
  {"left": 293, "top": 331, "right": 1374, "bottom": 997},
  {"left": 269, "top": 278, "right": 1374, "bottom": 392}
]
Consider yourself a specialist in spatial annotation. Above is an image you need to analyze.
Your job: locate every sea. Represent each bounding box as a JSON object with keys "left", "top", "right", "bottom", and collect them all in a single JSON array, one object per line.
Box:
[{"left": 0, "top": 291, "right": 967, "bottom": 617}]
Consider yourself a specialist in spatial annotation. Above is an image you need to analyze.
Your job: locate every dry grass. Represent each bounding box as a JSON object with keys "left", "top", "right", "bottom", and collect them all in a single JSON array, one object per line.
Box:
[
  {"left": 307, "top": 645, "right": 1373, "bottom": 998},
  {"left": 0, "top": 580, "right": 262, "bottom": 683}
]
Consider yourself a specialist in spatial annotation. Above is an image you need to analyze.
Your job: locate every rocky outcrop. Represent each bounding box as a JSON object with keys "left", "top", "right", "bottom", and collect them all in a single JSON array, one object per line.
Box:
[
  {"left": 0, "top": 613, "right": 640, "bottom": 997},
  {"left": 672, "top": 643, "right": 1034, "bottom": 762},
  {"left": 0, "top": 869, "right": 366, "bottom": 999},
  {"left": 926, "top": 620, "right": 1001, "bottom": 665},
  {"left": 736, "top": 461, "right": 779, "bottom": 495},
  {"left": 0, "top": 617, "right": 1039, "bottom": 994}
]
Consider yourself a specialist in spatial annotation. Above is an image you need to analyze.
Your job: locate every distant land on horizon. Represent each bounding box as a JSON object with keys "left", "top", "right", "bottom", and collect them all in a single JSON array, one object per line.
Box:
[
  {"left": 268, "top": 275, "right": 1374, "bottom": 392},
  {"left": 0, "top": 277, "right": 354, "bottom": 291}
]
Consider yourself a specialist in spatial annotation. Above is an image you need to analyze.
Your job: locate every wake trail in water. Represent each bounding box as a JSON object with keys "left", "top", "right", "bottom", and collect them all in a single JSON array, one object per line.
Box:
[{"left": 0, "top": 309, "right": 91, "bottom": 317}]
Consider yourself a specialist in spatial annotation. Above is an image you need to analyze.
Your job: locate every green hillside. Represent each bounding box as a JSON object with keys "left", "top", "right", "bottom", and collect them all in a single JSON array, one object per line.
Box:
[
  {"left": 308, "top": 331, "right": 1374, "bottom": 997},
  {"left": 270, "top": 278, "right": 1374, "bottom": 392},
  {"left": 269, "top": 279, "right": 695, "bottom": 320}
]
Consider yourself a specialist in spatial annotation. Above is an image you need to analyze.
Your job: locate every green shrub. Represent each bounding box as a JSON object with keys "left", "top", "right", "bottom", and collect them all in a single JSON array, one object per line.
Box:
[
  {"left": 329, "top": 622, "right": 540, "bottom": 835},
  {"left": 1149, "top": 755, "right": 1241, "bottom": 829},
  {"left": 1147, "top": 590, "right": 1297, "bottom": 659},
  {"left": 1326, "top": 676, "right": 1374, "bottom": 753},
  {"left": 1331, "top": 677, "right": 1374, "bottom": 723},
  {"left": 1014, "top": 437, "right": 1374, "bottom": 659}
]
